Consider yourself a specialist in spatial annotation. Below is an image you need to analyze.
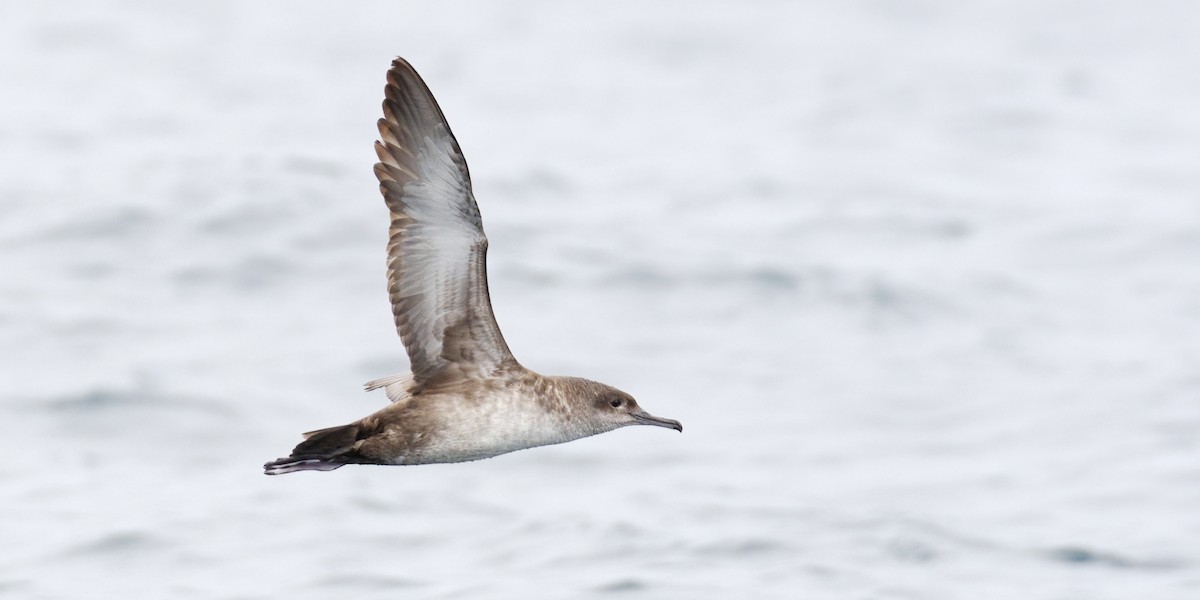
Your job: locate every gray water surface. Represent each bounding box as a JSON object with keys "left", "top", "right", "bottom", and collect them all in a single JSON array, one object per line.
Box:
[{"left": 3, "top": 2, "right": 1199, "bottom": 598}]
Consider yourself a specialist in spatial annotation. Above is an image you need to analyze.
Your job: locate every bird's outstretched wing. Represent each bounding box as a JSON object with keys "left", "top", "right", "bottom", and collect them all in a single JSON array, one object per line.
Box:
[{"left": 372, "top": 57, "right": 519, "bottom": 390}]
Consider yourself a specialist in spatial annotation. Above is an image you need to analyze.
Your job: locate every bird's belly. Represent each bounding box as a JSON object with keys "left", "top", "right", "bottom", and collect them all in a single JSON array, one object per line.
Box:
[{"left": 404, "top": 405, "right": 577, "bottom": 464}]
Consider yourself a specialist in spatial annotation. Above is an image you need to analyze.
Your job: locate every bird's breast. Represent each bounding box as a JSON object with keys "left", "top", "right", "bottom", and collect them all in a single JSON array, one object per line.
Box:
[{"left": 403, "top": 388, "right": 583, "bottom": 463}]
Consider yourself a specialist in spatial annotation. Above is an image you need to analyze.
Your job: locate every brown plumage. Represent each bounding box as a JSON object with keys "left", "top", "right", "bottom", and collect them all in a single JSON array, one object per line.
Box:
[{"left": 264, "top": 58, "right": 680, "bottom": 476}]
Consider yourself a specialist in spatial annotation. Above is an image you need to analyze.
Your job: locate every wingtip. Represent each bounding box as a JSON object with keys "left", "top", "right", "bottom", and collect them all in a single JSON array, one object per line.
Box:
[{"left": 386, "top": 57, "right": 420, "bottom": 86}]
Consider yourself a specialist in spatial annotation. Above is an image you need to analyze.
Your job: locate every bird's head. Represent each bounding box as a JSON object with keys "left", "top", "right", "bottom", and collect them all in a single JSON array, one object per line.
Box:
[{"left": 565, "top": 378, "right": 682, "bottom": 435}]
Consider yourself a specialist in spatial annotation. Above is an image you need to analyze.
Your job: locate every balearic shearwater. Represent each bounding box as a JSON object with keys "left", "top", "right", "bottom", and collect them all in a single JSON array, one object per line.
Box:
[{"left": 264, "top": 58, "right": 682, "bottom": 475}]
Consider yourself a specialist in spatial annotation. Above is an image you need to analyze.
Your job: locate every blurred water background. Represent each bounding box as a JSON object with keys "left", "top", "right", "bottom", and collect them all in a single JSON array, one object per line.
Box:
[{"left": 2, "top": 1, "right": 1199, "bottom": 598}]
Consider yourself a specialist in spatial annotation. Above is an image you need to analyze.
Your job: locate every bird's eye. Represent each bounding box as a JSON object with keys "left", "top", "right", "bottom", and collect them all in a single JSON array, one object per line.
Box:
[{"left": 609, "top": 398, "right": 623, "bottom": 408}]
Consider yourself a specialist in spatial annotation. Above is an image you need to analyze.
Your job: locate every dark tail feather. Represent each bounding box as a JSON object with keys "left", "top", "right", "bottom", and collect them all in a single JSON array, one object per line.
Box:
[
  {"left": 263, "top": 456, "right": 344, "bottom": 475},
  {"left": 263, "top": 423, "right": 364, "bottom": 476}
]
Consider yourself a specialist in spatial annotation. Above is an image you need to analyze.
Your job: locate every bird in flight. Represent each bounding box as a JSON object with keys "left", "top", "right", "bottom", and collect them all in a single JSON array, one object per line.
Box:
[{"left": 264, "top": 58, "right": 681, "bottom": 475}]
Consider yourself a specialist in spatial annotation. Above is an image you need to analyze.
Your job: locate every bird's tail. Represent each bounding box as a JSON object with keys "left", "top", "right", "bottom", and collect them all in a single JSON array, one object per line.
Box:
[
  {"left": 263, "top": 422, "right": 365, "bottom": 476},
  {"left": 263, "top": 456, "right": 344, "bottom": 475}
]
